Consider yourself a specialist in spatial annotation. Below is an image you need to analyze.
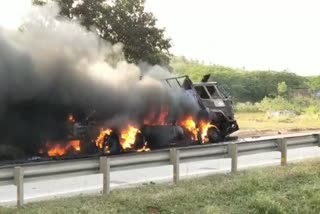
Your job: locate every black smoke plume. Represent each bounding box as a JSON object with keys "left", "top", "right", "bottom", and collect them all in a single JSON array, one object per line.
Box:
[{"left": 0, "top": 2, "right": 198, "bottom": 159}]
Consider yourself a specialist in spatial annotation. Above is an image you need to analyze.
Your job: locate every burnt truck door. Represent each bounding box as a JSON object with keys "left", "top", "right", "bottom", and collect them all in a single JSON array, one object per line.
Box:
[{"left": 194, "top": 83, "right": 234, "bottom": 120}]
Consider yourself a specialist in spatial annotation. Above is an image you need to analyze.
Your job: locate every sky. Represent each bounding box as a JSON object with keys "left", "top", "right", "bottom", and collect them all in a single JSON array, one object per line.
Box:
[
  {"left": 0, "top": 0, "right": 31, "bottom": 29},
  {"left": 0, "top": 0, "right": 319, "bottom": 76},
  {"left": 145, "top": 0, "right": 320, "bottom": 76}
]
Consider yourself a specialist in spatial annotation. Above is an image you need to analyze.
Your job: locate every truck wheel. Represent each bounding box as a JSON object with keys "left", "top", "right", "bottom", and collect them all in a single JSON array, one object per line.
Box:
[
  {"left": 134, "top": 132, "right": 145, "bottom": 150},
  {"left": 105, "top": 133, "right": 121, "bottom": 155},
  {"left": 207, "top": 127, "right": 220, "bottom": 143},
  {"left": 197, "top": 132, "right": 202, "bottom": 144},
  {"left": 0, "top": 145, "right": 25, "bottom": 161}
]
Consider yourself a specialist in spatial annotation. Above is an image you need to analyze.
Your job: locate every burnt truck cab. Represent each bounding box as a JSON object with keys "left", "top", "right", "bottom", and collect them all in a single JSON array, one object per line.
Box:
[
  {"left": 162, "top": 74, "right": 238, "bottom": 141},
  {"left": 130, "top": 74, "right": 238, "bottom": 150},
  {"left": 193, "top": 74, "right": 239, "bottom": 139}
]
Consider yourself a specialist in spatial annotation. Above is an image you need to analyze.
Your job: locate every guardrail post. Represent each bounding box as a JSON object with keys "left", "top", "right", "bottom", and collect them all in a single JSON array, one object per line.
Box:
[
  {"left": 100, "top": 156, "right": 110, "bottom": 194},
  {"left": 14, "top": 167, "right": 24, "bottom": 207},
  {"left": 313, "top": 134, "right": 320, "bottom": 147},
  {"left": 170, "top": 148, "right": 180, "bottom": 183},
  {"left": 228, "top": 143, "right": 238, "bottom": 173},
  {"left": 278, "top": 138, "right": 287, "bottom": 166}
]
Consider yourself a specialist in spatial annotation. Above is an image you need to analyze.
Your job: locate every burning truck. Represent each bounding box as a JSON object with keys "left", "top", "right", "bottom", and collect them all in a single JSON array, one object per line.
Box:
[
  {"left": 0, "top": 73, "right": 238, "bottom": 161},
  {"left": 62, "top": 74, "right": 239, "bottom": 156}
]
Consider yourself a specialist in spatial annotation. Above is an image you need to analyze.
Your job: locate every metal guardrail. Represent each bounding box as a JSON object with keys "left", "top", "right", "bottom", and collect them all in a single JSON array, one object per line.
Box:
[{"left": 1, "top": 133, "right": 319, "bottom": 206}]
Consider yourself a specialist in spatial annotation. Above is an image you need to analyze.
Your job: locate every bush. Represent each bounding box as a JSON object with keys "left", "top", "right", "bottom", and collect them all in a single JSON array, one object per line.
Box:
[
  {"left": 257, "top": 96, "right": 296, "bottom": 112},
  {"left": 304, "top": 106, "right": 320, "bottom": 119},
  {"left": 235, "top": 102, "right": 261, "bottom": 113},
  {"left": 235, "top": 96, "right": 320, "bottom": 119}
]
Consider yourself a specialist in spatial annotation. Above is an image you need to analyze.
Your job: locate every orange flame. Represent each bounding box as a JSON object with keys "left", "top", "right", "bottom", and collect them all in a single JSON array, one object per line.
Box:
[
  {"left": 120, "top": 125, "right": 140, "bottom": 149},
  {"left": 178, "top": 116, "right": 218, "bottom": 143},
  {"left": 198, "top": 120, "right": 216, "bottom": 143},
  {"left": 95, "top": 129, "right": 112, "bottom": 149},
  {"left": 143, "top": 111, "right": 155, "bottom": 125},
  {"left": 178, "top": 116, "right": 198, "bottom": 141},
  {"left": 94, "top": 126, "right": 147, "bottom": 152},
  {"left": 68, "top": 114, "right": 75, "bottom": 123},
  {"left": 137, "top": 142, "right": 151, "bottom": 152},
  {"left": 144, "top": 106, "right": 168, "bottom": 125},
  {"left": 158, "top": 106, "right": 169, "bottom": 125},
  {"left": 46, "top": 140, "right": 80, "bottom": 157}
]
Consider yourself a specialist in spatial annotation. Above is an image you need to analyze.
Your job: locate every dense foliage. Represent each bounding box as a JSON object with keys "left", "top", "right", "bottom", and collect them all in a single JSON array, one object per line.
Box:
[{"left": 308, "top": 76, "right": 320, "bottom": 91}]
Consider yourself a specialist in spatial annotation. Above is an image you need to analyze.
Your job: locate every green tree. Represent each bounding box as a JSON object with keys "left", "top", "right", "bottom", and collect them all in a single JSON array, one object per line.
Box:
[
  {"left": 309, "top": 76, "right": 320, "bottom": 91},
  {"left": 277, "top": 81, "right": 288, "bottom": 97},
  {"left": 33, "top": 0, "right": 46, "bottom": 5},
  {"left": 34, "top": 0, "right": 171, "bottom": 65}
]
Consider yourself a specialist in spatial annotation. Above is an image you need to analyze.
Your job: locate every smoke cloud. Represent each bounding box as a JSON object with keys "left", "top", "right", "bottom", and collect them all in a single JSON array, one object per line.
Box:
[{"left": 0, "top": 2, "right": 199, "bottom": 157}]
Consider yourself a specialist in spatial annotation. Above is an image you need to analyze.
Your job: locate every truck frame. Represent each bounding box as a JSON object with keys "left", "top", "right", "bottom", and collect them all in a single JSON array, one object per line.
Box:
[{"left": 74, "top": 74, "right": 239, "bottom": 154}]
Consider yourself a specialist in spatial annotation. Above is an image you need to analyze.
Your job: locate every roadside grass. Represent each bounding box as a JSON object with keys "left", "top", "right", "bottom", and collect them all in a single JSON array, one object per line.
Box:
[
  {"left": 1, "top": 159, "right": 320, "bottom": 214},
  {"left": 236, "top": 112, "right": 320, "bottom": 130}
]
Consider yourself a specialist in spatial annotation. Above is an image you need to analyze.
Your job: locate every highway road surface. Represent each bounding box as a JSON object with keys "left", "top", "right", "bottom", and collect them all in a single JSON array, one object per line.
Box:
[{"left": 1, "top": 134, "right": 320, "bottom": 206}]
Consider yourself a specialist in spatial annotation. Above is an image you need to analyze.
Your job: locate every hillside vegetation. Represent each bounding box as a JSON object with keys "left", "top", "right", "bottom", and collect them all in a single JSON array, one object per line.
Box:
[{"left": 171, "top": 56, "right": 320, "bottom": 103}]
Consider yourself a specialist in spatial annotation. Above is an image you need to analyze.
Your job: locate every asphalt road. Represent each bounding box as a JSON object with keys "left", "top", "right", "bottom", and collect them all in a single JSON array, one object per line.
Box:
[{"left": 1, "top": 138, "right": 320, "bottom": 206}]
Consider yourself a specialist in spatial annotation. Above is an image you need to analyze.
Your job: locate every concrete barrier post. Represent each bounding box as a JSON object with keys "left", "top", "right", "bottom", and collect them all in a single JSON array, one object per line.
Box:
[
  {"left": 228, "top": 143, "right": 238, "bottom": 173},
  {"left": 170, "top": 148, "right": 180, "bottom": 183},
  {"left": 313, "top": 134, "right": 320, "bottom": 147},
  {"left": 100, "top": 156, "right": 111, "bottom": 194},
  {"left": 14, "top": 167, "right": 24, "bottom": 207},
  {"left": 278, "top": 138, "right": 287, "bottom": 166}
]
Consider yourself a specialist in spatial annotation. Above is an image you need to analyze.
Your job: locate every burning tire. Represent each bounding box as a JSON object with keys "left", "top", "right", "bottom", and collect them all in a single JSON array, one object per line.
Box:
[
  {"left": 143, "top": 125, "right": 185, "bottom": 149},
  {"left": 105, "top": 133, "right": 121, "bottom": 154},
  {"left": 207, "top": 127, "right": 220, "bottom": 143},
  {"left": 134, "top": 132, "right": 145, "bottom": 150},
  {"left": 196, "top": 131, "right": 202, "bottom": 144}
]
